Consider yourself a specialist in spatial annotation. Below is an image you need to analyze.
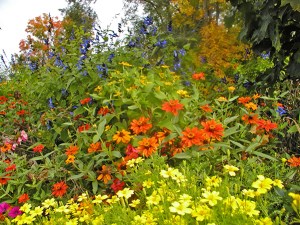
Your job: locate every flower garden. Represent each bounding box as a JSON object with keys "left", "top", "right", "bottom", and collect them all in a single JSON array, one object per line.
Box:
[{"left": 0, "top": 2, "right": 300, "bottom": 224}]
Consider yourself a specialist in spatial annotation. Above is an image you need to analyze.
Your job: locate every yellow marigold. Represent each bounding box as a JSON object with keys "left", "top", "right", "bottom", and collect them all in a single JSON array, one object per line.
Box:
[
  {"left": 252, "top": 175, "right": 273, "bottom": 194},
  {"left": 112, "top": 129, "right": 131, "bottom": 144},
  {"left": 228, "top": 86, "right": 236, "bottom": 93}
]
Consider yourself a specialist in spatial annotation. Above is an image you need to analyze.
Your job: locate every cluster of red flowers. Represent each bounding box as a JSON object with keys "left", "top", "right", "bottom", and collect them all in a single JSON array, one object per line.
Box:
[
  {"left": 97, "top": 106, "right": 113, "bottom": 116},
  {"left": 242, "top": 113, "right": 277, "bottom": 133},
  {"left": 192, "top": 72, "right": 205, "bottom": 80},
  {"left": 78, "top": 124, "right": 91, "bottom": 132},
  {"left": 0, "top": 160, "right": 16, "bottom": 185},
  {"left": 32, "top": 144, "right": 45, "bottom": 153}
]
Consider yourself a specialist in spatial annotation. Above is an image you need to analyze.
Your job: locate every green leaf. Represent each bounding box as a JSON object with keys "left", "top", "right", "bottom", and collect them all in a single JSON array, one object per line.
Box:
[
  {"left": 252, "top": 151, "right": 278, "bottom": 161},
  {"left": 93, "top": 119, "right": 107, "bottom": 143},
  {"left": 92, "top": 181, "right": 98, "bottom": 194},
  {"left": 230, "top": 140, "right": 245, "bottom": 149},
  {"left": 172, "top": 152, "right": 192, "bottom": 159},
  {"left": 224, "top": 126, "right": 239, "bottom": 138},
  {"left": 154, "top": 91, "right": 167, "bottom": 100},
  {"left": 111, "top": 151, "right": 122, "bottom": 158},
  {"left": 68, "top": 173, "right": 85, "bottom": 180},
  {"left": 224, "top": 116, "right": 239, "bottom": 125}
]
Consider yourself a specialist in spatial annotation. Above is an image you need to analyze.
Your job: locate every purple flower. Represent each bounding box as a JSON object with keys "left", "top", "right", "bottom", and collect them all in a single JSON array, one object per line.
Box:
[
  {"left": 8, "top": 206, "right": 22, "bottom": 218},
  {"left": 0, "top": 202, "right": 10, "bottom": 213}
]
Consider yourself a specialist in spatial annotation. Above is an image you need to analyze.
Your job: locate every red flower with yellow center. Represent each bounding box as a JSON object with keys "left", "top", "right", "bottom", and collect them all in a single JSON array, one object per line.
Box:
[
  {"left": 113, "top": 129, "right": 131, "bottom": 144},
  {"left": 130, "top": 117, "right": 152, "bottom": 135},
  {"left": 201, "top": 119, "right": 224, "bottom": 141},
  {"left": 97, "top": 165, "right": 112, "bottom": 184},
  {"left": 162, "top": 99, "right": 184, "bottom": 116},
  {"left": 52, "top": 181, "right": 68, "bottom": 198},
  {"left": 180, "top": 127, "right": 205, "bottom": 148},
  {"left": 137, "top": 137, "right": 159, "bottom": 157}
]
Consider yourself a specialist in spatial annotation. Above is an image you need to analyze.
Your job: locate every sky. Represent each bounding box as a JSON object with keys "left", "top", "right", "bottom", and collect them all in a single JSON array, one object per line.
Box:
[{"left": 0, "top": 0, "right": 125, "bottom": 58}]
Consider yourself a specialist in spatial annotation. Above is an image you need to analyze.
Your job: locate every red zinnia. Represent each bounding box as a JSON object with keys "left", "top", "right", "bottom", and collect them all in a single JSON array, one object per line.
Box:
[
  {"left": 180, "top": 127, "right": 205, "bottom": 148},
  {"left": 97, "top": 106, "right": 112, "bottom": 116},
  {"left": 52, "top": 181, "right": 68, "bottom": 197},
  {"left": 16, "top": 110, "right": 27, "bottom": 116},
  {"left": 78, "top": 124, "right": 91, "bottom": 132},
  {"left": 5, "top": 164, "right": 16, "bottom": 172},
  {"left": 111, "top": 178, "right": 125, "bottom": 193},
  {"left": 201, "top": 119, "right": 224, "bottom": 141},
  {"left": 0, "top": 96, "right": 8, "bottom": 104},
  {"left": 65, "top": 145, "right": 79, "bottom": 156},
  {"left": 162, "top": 99, "right": 184, "bottom": 116},
  {"left": 18, "top": 193, "right": 29, "bottom": 203},
  {"left": 130, "top": 117, "right": 152, "bottom": 135},
  {"left": 33, "top": 144, "right": 45, "bottom": 153},
  {"left": 257, "top": 119, "right": 277, "bottom": 132}
]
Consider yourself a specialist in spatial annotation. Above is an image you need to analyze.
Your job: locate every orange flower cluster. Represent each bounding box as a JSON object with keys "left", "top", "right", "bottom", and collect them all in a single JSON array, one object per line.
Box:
[
  {"left": 52, "top": 181, "right": 68, "bottom": 198},
  {"left": 257, "top": 119, "right": 277, "bottom": 132},
  {"left": 0, "top": 143, "right": 12, "bottom": 153},
  {"left": 288, "top": 156, "right": 300, "bottom": 167},
  {"left": 0, "top": 96, "right": 8, "bottom": 104},
  {"left": 162, "top": 99, "right": 184, "bottom": 116},
  {"left": 80, "top": 97, "right": 91, "bottom": 105},
  {"left": 32, "top": 144, "right": 44, "bottom": 153},
  {"left": 97, "top": 106, "right": 113, "bottom": 116},
  {"left": 65, "top": 145, "right": 79, "bottom": 164},
  {"left": 130, "top": 117, "right": 152, "bottom": 135},
  {"left": 238, "top": 96, "right": 259, "bottom": 111},
  {"left": 88, "top": 142, "right": 102, "bottom": 153},
  {"left": 18, "top": 193, "right": 29, "bottom": 203},
  {"left": 200, "top": 104, "right": 213, "bottom": 113},
  {"left": 0, "top": 160, "right": 16, "bottom": 185},
  {"left": 192, "top": 72, "right": 205, "bottom": 80}
]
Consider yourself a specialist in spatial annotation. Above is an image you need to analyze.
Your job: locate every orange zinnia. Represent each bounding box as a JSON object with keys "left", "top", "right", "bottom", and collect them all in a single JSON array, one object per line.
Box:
[
  {"left": 88, "top": 142, "right": 102, "bottom": 153},
  {"left": 65, "top": 145, "right": 79, "bottom": 156},
  {"left": 200, "top": 104, "right": 213, "bottom": 113},
  {"left": 18, "top": 193, "right": 29, "bottom": 203},
  {"left": 97, "top": 165, "right": 112, "bottom": 184},
  {"left": 52, "top": 181, "right": 68, "bottom": 198},
  {"left": 241, "top": 114, "right": 259, "bottom": 125},
  {"left": 257, "top": 119, "right": 277, "bottom": 132},
  {"left": 97, "top": 106, "right": 112, "bottom": 116},
  {"left": 0, "top": 176, "right": 10, "bottom": 185},
  {"left": 130, "top": 117, "right": 152, "bottom": 135},
  {"left": 287, "top": 156, "right": 300, "bottom": 167},
  {"left": 0, "top": 143, "right": 12, "bottom": 153},
  {"left": 113, "top": 129, "right": 131, "bottom": 144},
  {"left": 180, "top": 127, "right": 204, "bottom": 148},
  {"left": 78, "top": 124, "right": 91, "bottom": 132},
  {"left": 201, "top": 119, "right": 224, "bottom": 141},
  {"left": 137, "top": 137, "right": 159, "bottom": 157},
  {"left": 238, "top": 96, "right": 252, "bottom": 105},
  {"left": 80, "top": 97, "right": 91, "bottom": 105},
  {"left": 192, "top": 72, "right": 205, "bottom": 80},
  {"left": 162, "top": 99, "right": 184, "bottom": 116}
]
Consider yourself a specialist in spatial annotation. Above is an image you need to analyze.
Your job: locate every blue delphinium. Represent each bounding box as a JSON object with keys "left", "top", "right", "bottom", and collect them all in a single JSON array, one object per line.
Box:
[
  {"left": 277, "top": 106, "right": 287, "bottom": 116},
  {"left": 144, "top": 16, "right": 153, "bottom": 26},
  {"left": 155, "top": 40, "right": 167, "bottom": 48},
  {"left": 48, "top": 98, "right": 55, "bottom": 109},
  {"left": 28, "top": 62, "right": 37, "bottom": 71}
]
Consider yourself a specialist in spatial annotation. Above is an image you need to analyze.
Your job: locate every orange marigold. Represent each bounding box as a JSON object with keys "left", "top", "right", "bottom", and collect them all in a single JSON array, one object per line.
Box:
[
  {"left": 113, "top": 129, "right": 131, "bottom": 144},
  {"left": 201, "top": 119, "right": 224, "bottom": 141},
  {"left": 162, "top": 99, "right": 184, "bottom": 116},
  {"left": 65, "top": 145, "right": 79, "bottom": 156},
  {"left": 130, "top": 117, "right": 152, "bottom": 135},
  {"left": 287, "top": 156, "right": 300, "bottom": 167},
  {"left": 52, "top": 181, "right": 68, "bottom": 198},
  {"left": 18, "top": 193, "right": 29, "bottom": 203},
  {"left": 137, "top": 137, "right": 159, "bottom": 157},
  {"left": 65, "top": 155, "right": 75, "bottom": 164},
  {"left": 180, "top": 127, "right": 205, "bottom": 148},
  {"left": 97, "top": 165, "right": 112, "bottom": 184},
  {"left": 238, "top": 96, "right": 252, "bottom": 105}
]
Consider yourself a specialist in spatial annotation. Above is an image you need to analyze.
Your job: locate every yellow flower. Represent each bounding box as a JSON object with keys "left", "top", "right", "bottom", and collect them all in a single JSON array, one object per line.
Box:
[
  {"left": 245, "top": 102, "right": 258, "bottom": 111},
  {"left": 20, "top": 203, "right": 32, "bottom": 213},
  {"left": 201, "top": 190, "right": 223, "bottom": 206},
  {"left": 119, "top": 61, "right": 132, "bottom": 67},
  {"left": 253, "top": 93, "right": 260, "bottom": 100},
  {"left": 42, "top": 198, "right": 57, "bottom": 208},
  {"left": 273, "top": 179, "right": 284, "bottom": 189},
  {"left": 191, "top": 204, "right": 211, "bottom": 221},
  {"left": 77, "top": 193, "right": 88, "bottom": 202},
  {"left": 289, "top": 192, "right": 300, "bottom": 208},
  {"left": 177, "top": 89, "right": 190, "bottom": 98},
  {"left": 161, "top": 65, "right": 169, "bottom": 69},
  {"left": 223, "top": 164, "right": 239, "bottom": 176},
  {"left": 146, "top": 190, "right": 161, "bottom": 206},
  {"left": 66, "top": 218, "right": 78, "bottom": 225},
  {"left": 117, "top": 188, "right": 134, "bottom": 200},
  {"left": 160, "top": 167, "right": 179, "bottom": 178},
  {"left": 94, "top": 86, "right": 102, "bottom": 93},
  {"left": 228, "top": 86, "right": 236, "bottom": 92},
  {"left": 106, "top": 195, "right": 120, "bottom": 204},
  {"left": 238, "top": 199, "right": 260, "bottom": 217},
  {"left": 217, "top": 96, "right": 228, "bottom": 102},
  {"left": 129, "top": 199, "right": 140, "bottom": 208},
  {"left": 30, "top": 206, "right": 44, "bottom": 217},
  {"left": 169, "top": 201, "right": 192, "bottom": 215},
  {"left": 92, "top": 194, "right": 109, "bottom": 204},
  {"left": 179, "top": 194, "right": 193, "bottom": 205},
  {"left": 113, "top": 129, "right": 131, "bottom": 144},
  {"left": 143, "top": 179, "right": 154, "bottom": 188},
  {"left": 255, "top": 217, "right": 273, "bottom": 225},
  {"left": 66, "top": 155, "right": 75, "bottom": 164},
  {"left": 92, "top": 216, "right": 104, "bottom": 225},
  {"left": 252, "top": 175, "right": 273, "bottom": 194},
  {"left": 205, "top": 176, "right": 222, "bottom": 188},
  {"left": 242, "top": 189, "right": 256, "bottom": 198}
]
